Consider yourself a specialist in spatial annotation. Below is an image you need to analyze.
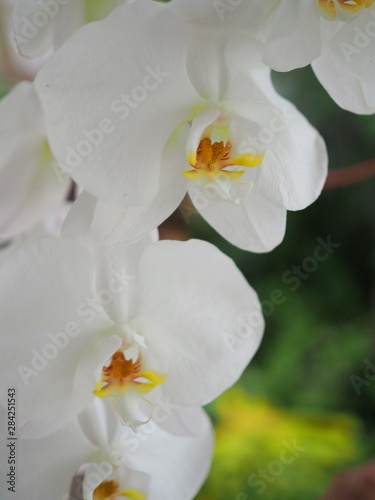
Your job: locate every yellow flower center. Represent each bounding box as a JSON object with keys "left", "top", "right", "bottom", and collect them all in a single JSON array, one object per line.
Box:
[
  {"left": 319, "top": 0, "right": 374, "bottom": 19},
  {"left": 93, "top": 349, "right": 166, "bottom": 399},
  {"left": 94, "top": 480, "right": 120, "bottom": 500},
  {"left": 184, "top": 137, "right": 263, "bottom": 183},
  {"left": 93, "top": 480, "right": 146, "bottom": 500}
]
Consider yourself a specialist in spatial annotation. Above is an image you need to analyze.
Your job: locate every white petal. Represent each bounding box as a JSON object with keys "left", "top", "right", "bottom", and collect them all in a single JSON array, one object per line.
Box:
[
  {"left": 259, "top": 0, "right": 322, "bottom": 71},
  {"left": 61, "top": 190, "right": 99, "bottom": 249},
  {"left": 1, "top": 417, "right": 95, "bottom": 500},
  {"left": 189, "top": 185, "right": 287, "bottom": 252},
  {"left": 0, "top": 402, "right": 212, "bottom": 500},
  {"left": 0, "top": 0, "right": 47, "bottom": 80},
  {"left": 168, "top": 0, "right": 273, "bottom": 28},
  {"left": 0, "top": 238, "right": 112, "bottom": 437},
  {"left": 90, "top": 124, "right": 189, "bottom": 245},
  {"left": 147, "top": 388, "right": 212, "bottom": 437},
  {"left": 227, "top": 76, "right": 328, "bottom": 211},
  {"left": 312, "top": 18, "right": 375, "bottom": 114},
  {"left": 254, "top": 102, "right": 328, "bottom": 211},
  {"left": 30, "top": 201, "right": 71, "bottom": 239},
  {"left": 111, "top": 387, "right": 153, "bottom": 431},
  {"left": 13, "top": 0, "right": 84, "bottom": 58},
  {"left": 78, "top": 397, "right": 119, "bottom": 449},
  {"left": 63, "top": 191, "right": 160, "bottom": 323},
  {"left": 127, "top": 408, "right": 214, "bottom": 500},
  {"left": 133, "top": 239, "right": 264, "bottom": 406},
  {"left": 329, "top": 6, "right": 375, "bottom": 84},
  {"left": 34, "top": 0, "right": 199, "bottom": 204},
  {"left": 0, "top": 82, "right": 70, "bottom": 239}
]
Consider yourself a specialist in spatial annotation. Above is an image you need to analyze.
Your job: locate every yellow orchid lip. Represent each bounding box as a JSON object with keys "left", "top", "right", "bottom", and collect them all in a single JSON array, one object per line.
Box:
[
  {"left": 184, "top": 137, "right": 264, "bottom": 182},
  {"left": 93, "top": 350, "right": 166, "bottom": 399},
  {"left": 93, "top": 479, "right": 147, "bottom": 500},
  {"left": 318, "top": 0, "right": 374, "bottom": 19}
]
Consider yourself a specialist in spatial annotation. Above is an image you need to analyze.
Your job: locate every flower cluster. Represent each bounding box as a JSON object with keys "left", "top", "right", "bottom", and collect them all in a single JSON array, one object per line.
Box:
[{"left": 0, "top": 0, "right": 373, "bottom": 498}]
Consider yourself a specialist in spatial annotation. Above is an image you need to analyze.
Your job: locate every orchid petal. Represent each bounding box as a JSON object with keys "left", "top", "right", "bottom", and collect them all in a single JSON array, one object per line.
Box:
[
  {"left": 0, "top": 82, "right": 70, "bottom": 239},
  {"left": 312, "top": 18, "right": 375, "bottom": 114},
  {"left": 34, "top": 0, "right": 199, "bottom": 205},
  {"left": 133, "top": 239, "right": 264, "bottom": 406},
  {"left": 189, "top": 185, "right": 287, "bottom": 252},
  {"left": 0, "top": 238, "right": 112, "bottom": 437}
]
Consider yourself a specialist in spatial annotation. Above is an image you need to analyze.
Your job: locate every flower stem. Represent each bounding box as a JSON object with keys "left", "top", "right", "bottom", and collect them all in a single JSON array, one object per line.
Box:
[{"left": 325, "top": 157, "right": 375, "bottom": 190}]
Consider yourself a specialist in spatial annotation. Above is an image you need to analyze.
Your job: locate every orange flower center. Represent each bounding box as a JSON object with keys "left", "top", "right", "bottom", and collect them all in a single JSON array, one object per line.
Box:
[
  {"left": 184, "top": 137, "right": 263, "bottom": 183},
  {"left": 94, "top": 480, "right": 120, "bottom": 500},
  {"left": 194, "top": 138, "right": 232, "bottom": 172},
  {"left": 319, "top": 0, "right": 374, "bottom": 18},
  {"left": 103, "top": 351, "right": 142, "bottom": 387},
  {"left": 93, "top": 349, "right": 166, "bottom": 400}
]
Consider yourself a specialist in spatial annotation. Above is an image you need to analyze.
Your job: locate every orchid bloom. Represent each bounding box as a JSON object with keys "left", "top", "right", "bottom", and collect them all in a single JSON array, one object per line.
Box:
[
  {"left": 0, "top": 215, "right": 263, "bottom": 437},
  {"left": 170, "top": 0, "right": 375, "bottom": 114},
  {"left": 0, "top": 399, "right": 213, "bottom": 499},
  {"left": 34, "top": 0, "right": 327, "bottom": 253},
  {"left": 0, "top": 81, "right": 70, "bottom": 242},
  {"left": 257, "top": 0, "right": 375, "bottom": 113},
  {"left": 312, "top": 1, "right": 375, "bottom": 114}
]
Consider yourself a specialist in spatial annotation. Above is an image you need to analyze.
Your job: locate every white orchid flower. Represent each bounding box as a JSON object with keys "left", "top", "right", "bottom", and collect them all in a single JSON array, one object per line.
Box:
[
  {"left": 34, "top": 0, "right": 327, "bottom": 252},
  {"left": 0, "top": 81, "right": 71, "bottom": 242},
  {"left": 257, "top": 0, "right": 375, "bottom": 113},
  {"left": 0, "top": 219, "right": 263, "bottom": 437},
  {"left": 312, "top": 1, "right": 375, "bottom": 114},
  {"left": 169, "top": 0, "right": 375, "bottom": 114},
  {"left": 0, "top": 398, "right": 213, "bottom": 500}
]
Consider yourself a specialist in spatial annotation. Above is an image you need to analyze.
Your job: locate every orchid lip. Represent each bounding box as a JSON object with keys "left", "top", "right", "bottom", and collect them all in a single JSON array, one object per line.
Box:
[{"left": 93, "top": 349, "right": 166, "bottom": 400}]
